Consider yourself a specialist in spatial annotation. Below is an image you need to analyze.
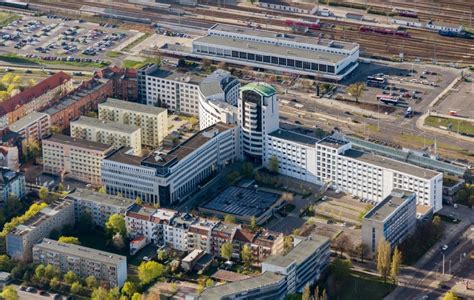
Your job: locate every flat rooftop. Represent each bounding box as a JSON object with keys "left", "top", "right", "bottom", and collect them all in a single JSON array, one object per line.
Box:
[
  {"left": 44, "top": 134, "right": 114, "bottom": 152},
  {"left": 343, "top": 149, "right": 440, "bottom": 179},
  {"left": 263, "top": 234, "right": 329, "bottom": 268},
  {"left": 100, "top": 98, "right": 167, "bottom": 115},
  {"left": 147, "top": 67, "right": 205, "bottom": 85},
  {"left": 317, "top": 136, "right": 349, "bottom": 149},
  {"left": 210, "top": 24, "right": 358, "bottom": 51},
  {"left": 200, "top": 271, "right": 284, "bottom": 300},
  {"left": 67, "top": 188, "right": 134, "bottom": 209},
  {"left": 201, "top": 186, "right": 280, "bottom": 218},
  {"left": 34, "top": 238, "right": 126, "bottom": 265},
  {"left": 9, "top": 112, "right": 48, "bottom": 131},
  {"left": 269, "top": 129, "right": 319, "bottom": 147},
  {"left": 72, "top": 116, "right": 140, "bottom": 134},
  {"left": 105, "top": 147, "right": 144, "bottom": 166},
  {"left": 364, "top": 189, "right": 415, "bottom": 222},
  {"left": 194, "top": 35, "right": 347, "bottom": 64}
]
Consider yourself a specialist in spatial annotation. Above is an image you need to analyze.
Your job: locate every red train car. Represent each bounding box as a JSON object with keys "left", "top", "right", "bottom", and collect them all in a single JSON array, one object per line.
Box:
[{"left": 285, "top": 19, "right": 320, "bottom": 30}]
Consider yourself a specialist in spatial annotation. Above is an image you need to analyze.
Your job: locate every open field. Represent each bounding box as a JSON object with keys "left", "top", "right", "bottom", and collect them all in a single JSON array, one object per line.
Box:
[{"left": 425, "top": 116, "right": 474, "bottom": 136}]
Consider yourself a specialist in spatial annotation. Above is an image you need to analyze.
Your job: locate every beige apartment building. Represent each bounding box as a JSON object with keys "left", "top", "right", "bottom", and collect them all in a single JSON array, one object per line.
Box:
[
  {"left": 42, "top": 134, "right": 115, "bottom": 186},
  {"left": 98, "top": 98, "right": 168, "bottom": 147},
  {"left": 70, "top": 116, "right": 142, "bottom": 154},
  {"left": 33, "top": 238, "right": 127, "bottom": 287}
]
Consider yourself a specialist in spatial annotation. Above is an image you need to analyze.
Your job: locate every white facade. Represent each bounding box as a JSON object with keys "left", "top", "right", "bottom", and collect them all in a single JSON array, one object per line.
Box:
[{"left": 8, "top": 112, "right": 50, "bottom": 141}]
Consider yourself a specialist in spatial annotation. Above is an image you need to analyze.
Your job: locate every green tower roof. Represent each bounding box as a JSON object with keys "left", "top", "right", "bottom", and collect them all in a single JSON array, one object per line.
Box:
[{"left": 241, "top": 82, "right": 277, "bottom": 97}]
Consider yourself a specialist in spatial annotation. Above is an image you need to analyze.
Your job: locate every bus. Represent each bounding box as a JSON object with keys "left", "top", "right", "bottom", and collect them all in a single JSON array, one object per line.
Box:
[
  {"left": 377, "top": 94, "right": 399, "bottom": 105},
  {"left": 367, "top": 76, "right": 387, "bottom": 88}
]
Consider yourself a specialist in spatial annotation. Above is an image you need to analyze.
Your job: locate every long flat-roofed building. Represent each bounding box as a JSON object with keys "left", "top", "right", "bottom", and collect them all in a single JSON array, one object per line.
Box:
[
  {"left": 190, "top": 24, "right": 359, "bottom": 81},
  {"left": 42, "top": 134, "right": 115, "bottom": 185},
  {"left": 70, "top": 116, "right": 142, "bottom": 154},
  {"left": 8, "top": 112, "right": 50, "bottom": 141},
  {"left": 33, "top": 238, "right": 127, "bottom": 287},
  {"left": 99, "top": 98, "right": 168, "bottom": 147},
  {"left": 362, "top": 189, "right": 417, "bottom": 256}
]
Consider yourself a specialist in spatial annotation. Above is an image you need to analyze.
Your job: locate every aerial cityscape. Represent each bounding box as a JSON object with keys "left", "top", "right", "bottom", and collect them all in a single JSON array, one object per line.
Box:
[{"left": 0, "top": 0, "right": 471, "bottom": 299}]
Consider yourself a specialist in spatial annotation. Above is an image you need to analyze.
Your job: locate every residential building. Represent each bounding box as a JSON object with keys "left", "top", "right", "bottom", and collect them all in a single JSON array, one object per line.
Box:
[
  {"left": 210, "top": 222, "right": 240, "bottom": 257},
  {"left": 70, "top": 116, "right": 142, "bottom": 154},
  {"left": 102, "top": 122, "right": 237, "bottom": 205},
  {"left": 167, "top": 212, "right": 196, "bottom": 251},
  {"left": 166, "top": 24, "right": 359, "bottom": 81},
  {"left": 0, "top": 72, "right": 73, "bottom": 132},
  {"left": 198, "top": 69, "right": 240, "bottom": 130},
  {"left": 362, "top": 189, "right": 417, "bottom": 256},
  {"left": 42, "top": 134, "right": 115, "bottom": 185},
  {"left": 140, "top": 64, "right": 205, "bottom": 115},
  {"left": 95, "top": 66, "right": 138, "bottom": 102},
  {"left": 187, "top": 218, "right": 219, "bottom": 253},
  {"left": 67, "top": 188, "right": 134, "bottom": 227},
  {"left": 8, "top": 112, "right": 50, "bottom": 141},
  {"left": 43, "top": 78, "right": 113, "bottom": 131},
  {"left": 238, "top": 82, "right": 279, "bottom": 163},
  {"left": 0, "top": 145, "right": 19, "bottom": 171},
  {"left": 99, "top": 98, "right": 168, "bottom": 147},
  {"left": 0, "top": 167, "right": 25, "bottom": 202},
  {"left": 33, "top": 238, "right": 127, "bottom": 287},
  {"left": 182, "top": 249, "right": 205, "bottom": 272},
  {"left": 251, "top": 230, "right": 284, "bottom": 263},
  {"left": 6, "top": 200, "right": 75, "bottom": 261}
]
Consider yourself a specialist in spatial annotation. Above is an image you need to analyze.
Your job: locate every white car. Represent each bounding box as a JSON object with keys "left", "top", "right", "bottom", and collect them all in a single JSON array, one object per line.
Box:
[{"left": 441, "top": 245, "right": 448, "bottom": 251}]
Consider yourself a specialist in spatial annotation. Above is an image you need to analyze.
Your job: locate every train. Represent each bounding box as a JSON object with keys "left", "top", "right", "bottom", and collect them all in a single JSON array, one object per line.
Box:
[
  {"left": 285, "top": 19, "right": 320, "bottom": 30},
  {"left": 392, "top": 8, "right": 418, "bottom": 18},
  {"left": 359, "top": 26, "right": 410, "bottom": 38},
  {"left": 438, "top": 30, "right": 474, "bottom": 39},
  {"left": 0, "top": 0, "right": 29, "bottom": 9}
]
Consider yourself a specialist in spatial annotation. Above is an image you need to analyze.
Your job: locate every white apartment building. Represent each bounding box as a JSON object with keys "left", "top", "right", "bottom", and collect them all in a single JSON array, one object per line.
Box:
[
  {"left": 238, "top": 82, "right": 279, "bottom": 163},
  {"left": 70, "top": 116, "right": 142, "bottom": 154},
  {"left": 102, "top": 122, "right": 237, "bottom": 206},
  {"left": 0, "top": 167, "right": 26, "bottom": 203},
  {"left": 99, "top": 98, "right": 168, "bottom": 147},
  {"left": 126, "top": 205, "right": 177, "bottom": 245},
  {"left": 6, "top": 200, "right": 75, "bottom": 261},
  {"left": 167, "top": 213, "right": 196, "bottom": 251},
  {"left": 42, "top": 134, "right": 115, "bottom": 186},
  {"left": 67, "top": 188, "right": 134, "bottom": 228},
  {"left": 187, "top": 218, "right": 219, "bottom": 253},
  {"left": 8, "top": 112, "right": 50, "bottom": 141},
  {"left": 33, "top": 238, "right": 127, "bottom": 287},
  {"left": 198, "top": 69, "right": 240, "bottom": 130},
  {"left": 140, "top": 64, "right": 205, "bottom": 115}
]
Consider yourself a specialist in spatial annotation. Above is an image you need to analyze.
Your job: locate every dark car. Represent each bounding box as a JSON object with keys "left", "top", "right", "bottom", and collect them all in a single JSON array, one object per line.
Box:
[{"left": 294, "top": 120, "right": 302, "bottom": 125}]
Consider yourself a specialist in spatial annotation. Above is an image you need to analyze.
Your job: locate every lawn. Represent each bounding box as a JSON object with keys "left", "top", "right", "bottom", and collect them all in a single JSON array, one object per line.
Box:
[
  {"left": 106, "top": 51, "right": 123, "bottom": 58},
  {"left": 0, "top": 12, "right": 19, "bottom": 28},
  {"left": 0, "top": 53, "right": 109, "bottom": 68},
  {"left": 122, "top": 56, "right": 161, "bottom": 69},
  {"left": 396, "top": 132, "right": 463, "bottom": 152},
  {"left": 425, "top": 116, "right": 474, "bottom": 136},
  {"left": 122, "top": 32, "right": 152, "bottom": 52},
  {"left": 339, "top": 271, "right": 395, "bottom": 300}
]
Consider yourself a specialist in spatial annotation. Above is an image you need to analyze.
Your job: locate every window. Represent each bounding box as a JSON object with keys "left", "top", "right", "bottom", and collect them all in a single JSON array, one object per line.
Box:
[
  {"left": 311, "top": 63, "right": 318, "bottom": 71},
  {"left": 248, "top": 53, "right": 255, "bottom": 60},
  {"left": 303, "top": 61, "right": 311, "bottom": 69},
  {"left": 287, "top": 59, "right": 294, "bottom": 67},
  {"left": 263, "top": 56, "right": 271, "bottom": 63},
  {"left": 328, "top": 65, "right": 335, "bottom": 73},
  {"left": 319, "top": 64, "right": 327, "bottom": 72},
  {"left": 256, "top": 55, "right": 263, "bottom": 62},
  {"left": 271, "top": 56, "right": 278, "bottom": 64},
  {"left": 232, "top": 51, "right": 238, "bottom": 58},
  {"left": 278, "top": 57, "right": 286, "bottom": 66},
  {"left": 295, "top": 60, "right": 302, "bottom": 68}
]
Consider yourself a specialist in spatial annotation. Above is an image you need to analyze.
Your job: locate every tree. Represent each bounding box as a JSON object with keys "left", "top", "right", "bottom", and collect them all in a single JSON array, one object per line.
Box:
[
  {"left": 331, "top": 258, "right": 352, "bottom": 281},
  {"left": 346, "top": 82, "right": 365, "bottom": 103},
  {"left": 390, "top": 247, "right": 402, "bottom": 283},
  {"left": 135, "top": 196, "right": 143, "bottom": 205},
  {"left": 49, "top": 125, "right": 61, "bottom": 135},
  {"left": 314, "top": 285, "right": 320, "bottom": 300},
  {"left": 58, "top": 236, "right": 80, "bottom": 245},
  {"left": 249, "top": 216, "right": 257, "bottom": 232},
  {"left": 44, "top": 264, "right": 60, "bottom": 280},
  {"left": 137, "top": 261, "right": 164, "bottom": 285},
  {"left": 70, "top": 282, "right": 83, "bottom": 294},
  {"left": 377, "top": 239, "right": 392, "bottom": 282},
  {"left": 98, "top": 186, "right": 107, "bottom": 194},
  {"left": 353, "top": 242, "right": 369, "bottom": 262},
  {"left": 0, "top": 255, "right": 13, "bottom": 272},
  {"left": 333, "top": 234, "right": 352, "bottom": 257},
  {"left": 157, "top": 249, "right": 167, "bottom": 261},
  {"left": 85, "top": 275, "right": 98, "bottom": 289},
  {"left": 224, "top": 215, "right": 236, "bottom": 224},
  {"left": 321, "top": 289, "right": 327, "bottom": 300},
  {"left": 432, "top": 215, "right": 442, "bottom": 227},
  {"left": 109, "top": 287, "right": 121, "bottom": 299},
  {"left": 0, "top": 285, "right": 18, "bottom": 300},
  {"left": 131, "top": 293, "right": 142, "bottom": 300},
  {"left": 64, "top": 271, "right": 78, "bottom": 285},
  {"left": 105, "top": 214, "right": 127, "bottom": 237},
  {"left": 202, "top": 58, "right": 212, "bottom": 69},
  {"left": 443, "top": 291, "right": 459, "bottom": 300},
  {"left": 169, "top": 283, "right": 178, "bottom": 294},
  {"left": 240, "top": 162, "right": 254, "bottom": 178},
  {"left": 302, "top": 284, "right": 311, "bottom": 300},
  {"left": 268, "top": 155, "right": 279, "bottom": 174},
  {"left": 112, "top": 232, "right": 126, "bottom": 249},
  {"left": 34, "top": 264, "right": 45, "bottom": 280},
  {"left": 27, "top": 79, "right": 37, "bottom": 87},
  {"left": 39, "top": 186, "right": 49, "bottom": 200},
  {"left": 205, "top": 278, "right": 214, "bottom": 288},
  {"left": 241, "top": 244, "right": 253, "bottom": 267},
  {"left": 283, "top": 236, "right": 293, "bottom": 254},
  {"left": 49, "top": 277, "right": 61, "bottom": 290},
  {"left": 220, "top": 242, "right": 232, "bottom": 261},
  {"left": 122, "top": 281, "right": 137, "bottom": 297},
  {"left": 91, "top": 287, "right": 109, "bottom": 300}
]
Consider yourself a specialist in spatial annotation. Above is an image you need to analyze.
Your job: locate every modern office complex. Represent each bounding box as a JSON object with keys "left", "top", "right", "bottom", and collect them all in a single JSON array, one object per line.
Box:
[
  {"left": 98, "top": 98, "right": 168, "bottom": 147},
  {"left": 102, "top": 122, "right": 237, "bottom": 205},
  {"left": 0, "top": 167, "right": 25, "bottom": 203},
  {"left": 6, "top": 200, "right": 75, "bottom": 261},
  {"left": 33, "top": 238, "right": 127, "bottom": 287},
  {"left": 362, "top": 189, "right": 417, "bottom": 256},
  {"left": 198, "top": 69, "right": 240, "bottom": 130},
  {"left": 70, "top": 116, "right": 142, "bottom": 154},
  {"left": 67, "top": 188, "right": 135, "bottom": 228},
  {"left": 42, "top": 134, "right": 115, "bottom": 185},
  {"left": 189, "top": 24, "right": 359, "bottom": 81},
  {"left": 238, "top": 82, "right": 279, "bottom": 163}
]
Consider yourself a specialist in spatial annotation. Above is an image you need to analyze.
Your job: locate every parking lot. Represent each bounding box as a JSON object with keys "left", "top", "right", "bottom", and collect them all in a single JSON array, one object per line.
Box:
[
  {"left": 0, "top": 14, "right": 138, "bottom": 65},
  {"left": 433, "top": 74, "right": 474, "bottom": 119}
]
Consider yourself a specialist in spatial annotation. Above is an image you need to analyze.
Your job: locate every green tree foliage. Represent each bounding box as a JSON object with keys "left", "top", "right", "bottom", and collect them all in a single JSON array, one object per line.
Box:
[
  {"left": 443, "top": 291, "right": 459, "bottom": 300},
  {"left": 249, "top": 216, "right": 258, "bottom": 232},
  {"left": 85, "top": 275, "right": 98, "bottom": 289},
  {"left": 0, "top": 285, "right": 18, "bottom": 300},
  {"left": 38, "top": 186, "right": 49, "bottom": 200},
  {"left": 157, "top": 249, "right": 167, "bottom": 261},
  {"left": 64, "top": 270, "right": 78, "bottom": 285},
  {"left": 0, "top": 254, "right": 13, "bottom": 272},
  {"left": 44, "top": 264, "right": 60, "bottom": 280},
  {"left": 122, "top": 281, "right": 137, "bottom": 297},
  {"left": 138, "top": 261, "right": 164, "bottom": 285},
  {"left": 268, "top": 155, "right": 279, "bottom": 173},
  {"left": 70, "top": 281, "right": 83, "bottom": 294},
  {"left": 58, "top": 236, "right": 80, "bottom": 245},
  {"left": 135, "top": 196, "right": 143, "bottom": 205},
  {"left": 283, "top": 236, "right": 293, "bottom": 254},
  {"left": 205, "top": 278, "right": 214, "bottom": 288},
  {"left": 131, "top": 293, "right": 142, "bottom": 300},
  {"left": 241, "top": 244, "right": 253, "bottom": 267},
  {"left": 49, "top": 277, "right": 61, "bottom": 290},
  {"left": 105, "top": 214, "right": 127, "bottom": 237},
  {"left": 240, "top": 162, "right": 254, "bottom": 178},
  {"left": 346, "top": 82, "right": 365, "bottom": 103},
  {"left": 91, "top": 287, "right": 109, "bottom": 300},
  {"left": 390, "top": 247, "right": 402, "bottom": 283},
  {"left": 220, "top": 242, "right": 233, "bottom": 261},
  {"left": 224, "top": 215, "right": 236, "bottom": 224},
  {"left": 34, "top": 264, "right": 45, "bottom": 280},
  {"left": 377, "top": 239, "right": 392, "bottom": 282}
]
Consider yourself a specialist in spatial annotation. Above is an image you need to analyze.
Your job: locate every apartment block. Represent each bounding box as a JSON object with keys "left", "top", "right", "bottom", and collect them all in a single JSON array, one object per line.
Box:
[
  {"left": 210, "top": 222, "right": 240, "bottom": 257},
  {"left": 125, "top": 205, "right": 176, "bottom": 245},
  {"left": 8, "top": 112, "right": 50, "bottom": 141},
  {"left": 362, "top": 189, "right": 417, "bottom": 256},
  {"left": 232, "top": 229, "right": 284, "bottom": 263},
  {"left": 0, "top": 167, "right": 25, "bottom": 203},
  {"left": 99, "top": 98, "right": 168, "bottom": 147},
  {"left": 67, "top": 188, "right": 134, "bottom": 228},
  {"left": 187, "top": 218, "right": 219, "bottom": 254},
  {"left": 42, "top": 134, "right": 114, "bottom": 185},
  {"left": 6, "top": 200, "right": 75, "bottom": 261},
  {"left": 33, "top": 238, "right": 127, "bottom": 287},
  {"left": 95, "top": 66, "right": 138, "bottom": 102},
  {"left": 70, "top": 116, "right": 142, "bottom": 154}
]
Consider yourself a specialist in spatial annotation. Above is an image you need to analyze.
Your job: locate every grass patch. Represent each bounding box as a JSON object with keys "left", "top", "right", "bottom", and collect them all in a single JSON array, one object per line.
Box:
[
  {"left": 122, "top": 32, "right": 152, "bottom": 52},
  {"left": 122, "top": 56, "right": 161, "bottom": 69},
  {"left": 339, "top": 271, "right": 395, "bottom": 300},
  {"left": 0, "top": 53, "right": 109, "bottom": 68},
  {"left": 396, "top": 132, "right": 463, "bottom": 151},
  {"left": 434, "top": 213, "right": 460, "bottom": 224},
  {"left": 106, "top": 51, "right": 123, "bottom": 58},
  {"left": 425, "top": 116, "right": 474, "bottom": 136},
  {"left": 0, "top": 12, "right": 19, "bottom": 28}
]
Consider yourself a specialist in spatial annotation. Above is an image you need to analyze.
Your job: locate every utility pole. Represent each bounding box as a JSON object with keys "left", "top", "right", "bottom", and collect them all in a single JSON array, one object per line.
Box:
[
  {"left": 442, "top": 253, "right": 445, "bottom": 275},
  {"left": 449, "top": 260, "right": 452, "bottom": 274}
]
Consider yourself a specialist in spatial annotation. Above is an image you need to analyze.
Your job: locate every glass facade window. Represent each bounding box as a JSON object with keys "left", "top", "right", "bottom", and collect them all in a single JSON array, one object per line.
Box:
[
  {"left": 328, "top": 65, "right": 335, "bottom": 73},
  {"left": 256, "top": 55, "right": 263, "bottom": 62},
  {"left": 278, "top": 57, "right": 286, "bottom": 66},
  {"left": 287, "top": 59, "right": 294, "bottom": 67},
  {"left": 263, "top": 56, "right": 271, "bottom": 63},
  {"left": 295, "top": 60, "right": 302, "bottom": 68}
]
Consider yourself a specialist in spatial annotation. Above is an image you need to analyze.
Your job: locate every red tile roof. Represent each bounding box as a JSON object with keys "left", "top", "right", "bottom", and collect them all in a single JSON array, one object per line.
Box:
[
  {"left": 0, "top": 72, "right": 71, "bottom": 116},
  {"left": 233, "top": 229, "right": 256, "bottom": 243}
]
